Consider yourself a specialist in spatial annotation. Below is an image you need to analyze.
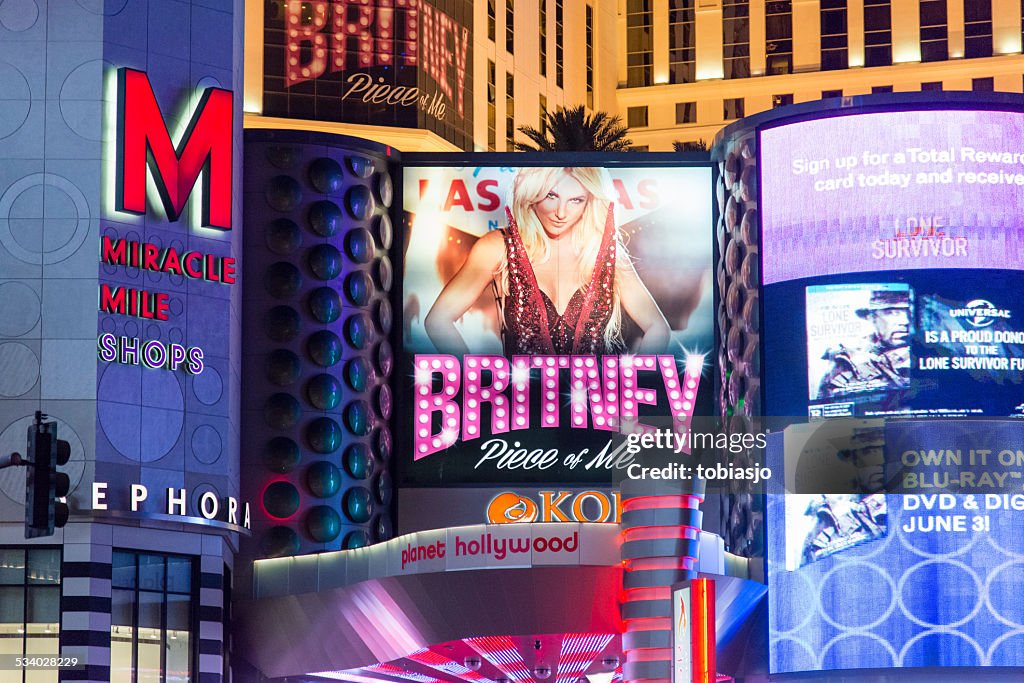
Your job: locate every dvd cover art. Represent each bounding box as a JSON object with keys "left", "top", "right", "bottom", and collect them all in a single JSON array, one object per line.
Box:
[
  {"left": 807, "top": 284, "right": 913, "bottom": 406},
  {"left": 781, "top": 421, "right": 890, "bottom": 570},
  {"left": 790, "top": 493, "right": 888, "bottom": 570}
]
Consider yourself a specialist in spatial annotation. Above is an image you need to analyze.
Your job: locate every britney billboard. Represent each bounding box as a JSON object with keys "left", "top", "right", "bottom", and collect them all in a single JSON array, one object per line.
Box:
[{"left": 398, "top": 161, "right": 714, "bottom": 485}]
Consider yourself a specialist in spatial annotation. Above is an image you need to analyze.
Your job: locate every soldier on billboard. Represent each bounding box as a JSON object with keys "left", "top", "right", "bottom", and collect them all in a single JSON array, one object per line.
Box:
[
  {"left": 817, "top": 289, "right": 912, "bottom": 398},
  {"left": 836, "top": 425, "right": 888, "bottom": 494},
  {"left": 800, "top": 493, "right": 888, "bottom": 567}
]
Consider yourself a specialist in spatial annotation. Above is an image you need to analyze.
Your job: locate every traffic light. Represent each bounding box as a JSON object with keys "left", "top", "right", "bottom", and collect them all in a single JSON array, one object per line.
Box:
[{"left": 25, "top": 411, "right": 71, "bottom": 538}]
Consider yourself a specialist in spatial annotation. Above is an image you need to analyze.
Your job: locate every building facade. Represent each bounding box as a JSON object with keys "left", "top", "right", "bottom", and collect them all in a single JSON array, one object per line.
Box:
[
  {"left": 4, "top": 2, "right": 1024, "bottom": 683},
  {"left": 620, "top": 0, "right": 1024, "bottom": 149},
  {"left": 0, "top": 2, "right": 244, "bottom": 682},
  {"left": 243, "top": 1, "right": 1024, "bottom": 152},
  {"left": 243, "top": 0, "right": 619, "bottom": 152}
]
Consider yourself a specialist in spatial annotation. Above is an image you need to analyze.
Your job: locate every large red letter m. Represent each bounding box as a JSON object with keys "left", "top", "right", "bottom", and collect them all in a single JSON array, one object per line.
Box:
[{"left": 116, "top": 68, "right": 233, "bottom": 230}]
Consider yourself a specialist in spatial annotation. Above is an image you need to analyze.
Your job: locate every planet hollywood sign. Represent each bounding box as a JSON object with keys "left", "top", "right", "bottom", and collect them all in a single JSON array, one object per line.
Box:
[{"left": 97, "top": 68, "right": 235, "bottom": 375}]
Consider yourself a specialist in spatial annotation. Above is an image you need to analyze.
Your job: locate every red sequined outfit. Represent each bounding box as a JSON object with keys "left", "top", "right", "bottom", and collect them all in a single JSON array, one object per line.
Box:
[{"left": 500, "top": 205, "right": 620, "bottom": 355}]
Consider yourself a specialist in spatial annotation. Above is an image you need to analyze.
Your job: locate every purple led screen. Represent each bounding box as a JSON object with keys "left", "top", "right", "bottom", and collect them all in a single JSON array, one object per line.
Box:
[{"left": 760, "top": 110, "right": 1024, "bottom": 285}]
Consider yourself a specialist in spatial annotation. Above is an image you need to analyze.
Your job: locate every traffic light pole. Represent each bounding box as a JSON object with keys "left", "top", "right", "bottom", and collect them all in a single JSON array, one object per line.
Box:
[
  {"left": 24, "top": 411, "right": 71, "bottom": 538},
  {"left": 0, "top": 452, "right": 24, "bottom": 469}
]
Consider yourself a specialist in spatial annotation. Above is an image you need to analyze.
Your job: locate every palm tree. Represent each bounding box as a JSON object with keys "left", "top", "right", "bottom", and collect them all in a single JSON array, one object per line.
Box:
[
  {"left": 673, "top": 139, "right": 709, "bottom": 152},
  {"left": 515, "top": 105, "right": 633, "bottom": 152}
]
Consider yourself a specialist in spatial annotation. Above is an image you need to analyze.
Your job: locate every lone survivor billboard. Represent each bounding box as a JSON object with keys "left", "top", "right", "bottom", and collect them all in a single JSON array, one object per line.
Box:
[
  {"left": 263, "top": 0, "right": 473, "bottom": 150},
  {"left": 760, "top": 109, "right": 1024, "bottom": 420},
  {"left": 398, "top": 162, "right": 714, "bottom": 485}
]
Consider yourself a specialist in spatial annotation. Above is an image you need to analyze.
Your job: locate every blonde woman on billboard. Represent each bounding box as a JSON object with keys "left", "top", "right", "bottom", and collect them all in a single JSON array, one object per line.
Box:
[{"left": 424, "top": 166, "right": 670, "bottom": 356}]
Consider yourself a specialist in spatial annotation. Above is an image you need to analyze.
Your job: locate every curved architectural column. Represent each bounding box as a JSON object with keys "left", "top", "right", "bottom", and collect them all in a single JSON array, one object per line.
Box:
[
  {"left": 241, "top": 131, "right": 397, "bottom": 563},
  {"left": 620, "top": 478, "right": 705, "bottom": 683}
]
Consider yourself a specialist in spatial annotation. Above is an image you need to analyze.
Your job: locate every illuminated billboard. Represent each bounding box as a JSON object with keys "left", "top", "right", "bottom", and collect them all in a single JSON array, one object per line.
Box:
[
  {"left": 760, "top": 109, "right": 1024, "bottom": 419},
  {"left": 263, "top": 0, "right": 473, "bottom": 150},
  {"left": 398, "top": 162, "right": 714, "bottom": 485},
  {"left": 767, "top": 422, "right": 1024, "bottom": 673}
]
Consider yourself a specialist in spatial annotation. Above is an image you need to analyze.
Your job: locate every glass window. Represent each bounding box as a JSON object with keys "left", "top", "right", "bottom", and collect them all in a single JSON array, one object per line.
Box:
[
  {"left": 821, "top": 8, "right": 847, "bottom": 34},
  {"left": 26, "top": 587, "right": 59, "bottom": 624},
  {"left": 920, "top": 0, "right": 945, "bottom": 25},
  {"left": 627, "top": 106, "right": 649, "bottom": 127},
  {"left": 627, "top": 0, "right": 653, "bottom": 87},
  {"left": 766, "top": 0, "right": 793, "bottom": 74},
  {"left": 585, "top": 4, "right": 594, "bottom": 108},
  {"left": 972, "top": 77, "right": 994, "bottom": 92},
  {"left": 864, "top": 2, "right": 890, "bottom": 30},
  {"left": 138, "top": 593, "right": 162, "bottom": 683},
  {"left": 110, "top": 551, "right": 196, "bottom": 683},
  {"left": 724, "top": 97, "right": 745, "bottom": 120},
  {"left": 663, "top": 0, "right": 696, "bottom": 85},
  {"left": 26, "top": 550, "right": 59, "bottom": 586},
  {"left": 863, "top": 0, "right": 892, "bottom": 67},
  {"left": 0, "top": 549, "right": 25, "bottom": 585},
  {"left": 964, "top": 0, "right": 993, "bottom": 58},
  {"left": 0, "top": 547, "right": 61, "bottom": 683},
  {"left": 0, "top": 586, "right": 24, "bottom": 621},
  {"left": 820, "top": 0, "right": 848, "bottom": 70},
  {"left": 487, "top": 60, "right": 496, "bottom": 151},
  {"left": 766, "top": 54, "right": 792, "bottom": 75},
  {"left": 506, "top": 0, "right": 514, "bottom": 54},
  {"left": 822, "top": 89, "right": 843, "bottom": 98},
  {"left": 506, "top": 72, "right": 515, "bottom": 150},
  {"left": 112, "top": 590, "right": 134, "bottom": 682},
  {"left": 919, "top": 0, "right": 947, "bottom": 62},
  {"left": 675, "top": 101, "right": 697, "bottom": 124},
  {"left": 723, "top": 0, "right": 750, "bottom": 79},
  {"left": 138, "top": 555, "right": 164, "bottom": 592},
  {"left": 166, "top": 595, "right": 191, "bottom": 683},
  {"left": 165, "top": 558, "right": 191, "bottom": 594},
  {"left": 221, "top": 567, "right": 231, "bottom": 683},
  {"left": 965, "top": 0, "right": 992, "bottom": 22},
  {"left": 113, "top": 551, "right": 137, "bottom": 589},
  {"left": 539, "top": 0, "right": 547, "bottom": 76},
  {"left": 555, "top": 0, "right": 564, "bottom": 87},
  {"left": 772, "top": 93, "right": 794, "bottom": 107},
  {"left": 921, "top": 81, "right": 943, "bottom": 91},
  {"left": 872, "top": 85, "right": 894, "bottom": 93},
  {"left": 921, "top": 40, "right": 948, "bottom": 61},
  {"left": 487, "top": 0, "right": 495, "bottom": 41}
]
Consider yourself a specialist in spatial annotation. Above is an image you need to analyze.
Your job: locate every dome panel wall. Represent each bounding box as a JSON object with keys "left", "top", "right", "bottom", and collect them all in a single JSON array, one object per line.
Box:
[
  {"left": 711, "top": 128, "right": 762, "bottom": 559},
  {"left": 242, "top": 131, "right": 398, "bottom": 561}
]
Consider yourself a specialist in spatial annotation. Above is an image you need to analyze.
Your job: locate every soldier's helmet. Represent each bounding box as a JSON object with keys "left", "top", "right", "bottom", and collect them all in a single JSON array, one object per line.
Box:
[{"left": 856, "top": 290, "right": 911, "bottom": 318}]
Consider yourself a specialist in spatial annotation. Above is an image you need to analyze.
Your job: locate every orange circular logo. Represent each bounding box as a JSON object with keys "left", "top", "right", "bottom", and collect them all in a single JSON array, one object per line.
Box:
[{"left": 486, "top": 492, "right": 539, "bottom": 524}]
